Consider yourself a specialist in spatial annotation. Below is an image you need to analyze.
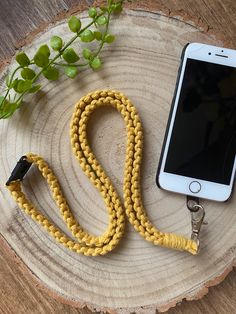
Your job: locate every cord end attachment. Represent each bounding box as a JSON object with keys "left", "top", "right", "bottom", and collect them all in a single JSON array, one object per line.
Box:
[
  {"left": 187, "top": 195, "right": 206, "bottom": 253},
  {"left": 6, "top": 156, "right": 32, "bottom": 186}
]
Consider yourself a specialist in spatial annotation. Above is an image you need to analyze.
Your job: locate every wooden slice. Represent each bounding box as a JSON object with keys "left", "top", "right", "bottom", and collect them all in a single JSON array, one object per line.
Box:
[{"left": 0, "top": 6, "right": 235, "bottom": 313}]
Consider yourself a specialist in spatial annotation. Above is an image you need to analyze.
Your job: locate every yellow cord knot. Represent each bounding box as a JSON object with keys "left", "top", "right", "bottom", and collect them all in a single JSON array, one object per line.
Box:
[
  {"left": 6, "top": 90, "right": 198, "bottom": 256},
  {"left": 162, "top": 233, "right": 198, "bottom": 255}
]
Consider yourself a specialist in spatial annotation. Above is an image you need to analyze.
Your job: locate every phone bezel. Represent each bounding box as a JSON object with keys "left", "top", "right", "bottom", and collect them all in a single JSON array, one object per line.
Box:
[{"left": 157, "top": 43, "right": 236, "bottom": 202}]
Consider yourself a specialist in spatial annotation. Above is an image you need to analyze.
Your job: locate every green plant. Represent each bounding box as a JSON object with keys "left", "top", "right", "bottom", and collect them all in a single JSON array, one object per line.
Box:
[{"left": 0, "top": 0, "right": 125, "bottom": 119}]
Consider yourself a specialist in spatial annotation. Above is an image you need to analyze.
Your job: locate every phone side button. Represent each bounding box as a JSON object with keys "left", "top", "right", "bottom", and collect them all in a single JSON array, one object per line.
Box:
[{"left": 189, "top": 181, "right": 201, "bottom": 193}]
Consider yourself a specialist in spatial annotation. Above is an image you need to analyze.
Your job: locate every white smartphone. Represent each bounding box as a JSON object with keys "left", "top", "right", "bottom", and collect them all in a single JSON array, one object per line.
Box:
[{"left": 156, "top": 43, "right": 236, "bottom": 202}]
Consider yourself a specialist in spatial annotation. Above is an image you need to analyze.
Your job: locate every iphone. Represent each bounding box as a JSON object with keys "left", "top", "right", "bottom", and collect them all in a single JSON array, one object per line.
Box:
[{"left": 156, "top": 43, "right": 236, "bottom": 202}]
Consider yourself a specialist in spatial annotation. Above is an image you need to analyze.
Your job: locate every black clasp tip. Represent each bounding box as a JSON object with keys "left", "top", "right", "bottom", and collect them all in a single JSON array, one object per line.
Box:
[{"left": 6, "top": 156, "right": 32, "bottom": 186}]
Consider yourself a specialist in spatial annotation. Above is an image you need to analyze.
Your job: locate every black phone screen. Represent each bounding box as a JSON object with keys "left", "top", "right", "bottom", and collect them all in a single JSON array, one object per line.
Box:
[{"left": 164, "top": 58, "right": 236, "bottom": 184}]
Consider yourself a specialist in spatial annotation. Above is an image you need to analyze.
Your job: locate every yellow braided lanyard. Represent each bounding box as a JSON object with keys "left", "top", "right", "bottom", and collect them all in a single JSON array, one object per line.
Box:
[{"left": 6, "top": 90, "right": 198, "bottom": 255}]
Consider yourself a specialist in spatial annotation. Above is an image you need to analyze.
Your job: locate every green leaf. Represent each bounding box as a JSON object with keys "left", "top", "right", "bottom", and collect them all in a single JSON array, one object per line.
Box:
[
  {"left": 88, "top": 7, "right": 97, "bottom": 18},
  {"left": 0, "top": 97, "right": 16, "bottom": 119},
  {"left": 94, "top": 31, "right": 102, "bottom": 41},
  {"left": 33, "top": 44, "right": 50, "bottom": 67},
  {"left": 21, "top": 68, "right": 36, "bottom": 80},
  {"left": 34, "top": 52, "right": 49, "bottom": 67},
  {"left": 16, "top": 52, "right": 30, "bottom": 67},
  {"left": 50, "top": 36, "right": 63, "bottom": 51},
  {"left": 11, "top": 78, "right": 19, "bottom": 89},
  {"left": 29, "top": 84, "right": 41, "bottom": 93},
  {"left": 8, "top": 102, "right": 18, "bottom": 111},
  {"left": 43, "top": 67, "right": 59, "bottom": 80},
  {"left": 90, "top": 57, "right": 102, "bottom": 70},
  {"left": 38, "top": 44, "right": 50, "bottom": 57},
  {"left": 65, "top": 66, "right": 78, "bottom": 79},
  {"left": 14, "top": 79, "right": 32, "bottom": 93},
  {"left": 97, "top": 16, "right": 108, "bottom": 25},
  {"left": 104, "top": 34, "right": 115, "bottom": 43},
  {"left": 62, "top": 48, "right": 80, "bottom": 63},
  {"left": 82, "top": 48, "right": 92, "bottom": 60},
  {"left": 80, "top": 30, "right": 94, "bottom": 42},
  {"left": 111, "top": 3, "right": 123, "bottom": 14},
  {"left": 68, "top": 16, "right": 81, "bottom": 33},
  {"left": 3, "top": 103, "right": 18, "bottom": 118}
]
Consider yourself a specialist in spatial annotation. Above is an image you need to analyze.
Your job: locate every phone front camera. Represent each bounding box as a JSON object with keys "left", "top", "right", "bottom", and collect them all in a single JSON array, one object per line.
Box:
[{"left": 208, "top": 52, "right": 211, "bottom": 55}]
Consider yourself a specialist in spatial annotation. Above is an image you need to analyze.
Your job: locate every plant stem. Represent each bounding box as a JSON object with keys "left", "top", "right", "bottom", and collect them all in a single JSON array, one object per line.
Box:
[
  {"left": 0, "top": 0, "right": 124, "bottom": 118},
  {"left": 2, "top": 65, "right": 22, "bottom": 104},
  {"left": 94, "top": 11, "right": 112, "bottom": 58},
  {"left": 12, "top": 13, "right": 106, "bottom": 109},
  {"left": 31, "top": 12, "right": 104, "bottom": 84}
]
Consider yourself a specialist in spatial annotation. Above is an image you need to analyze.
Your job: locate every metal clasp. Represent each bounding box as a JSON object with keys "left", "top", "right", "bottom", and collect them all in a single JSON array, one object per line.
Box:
[
  {"left": 6, "top": 156, "right": 32, "bottom": 186},
  {"left": 187, "top": 195, "right": 206, "bottom": 253}
]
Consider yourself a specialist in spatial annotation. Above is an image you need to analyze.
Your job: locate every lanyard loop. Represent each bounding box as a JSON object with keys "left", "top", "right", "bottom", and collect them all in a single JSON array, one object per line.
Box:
[{"left": 6, "top": 90, "right": 200, "bottom": 256}]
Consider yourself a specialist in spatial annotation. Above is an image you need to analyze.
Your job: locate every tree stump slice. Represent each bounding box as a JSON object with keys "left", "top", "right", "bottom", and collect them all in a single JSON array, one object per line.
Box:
[{"left": 0, "top": 7, "right": 235, "bottom": 313}]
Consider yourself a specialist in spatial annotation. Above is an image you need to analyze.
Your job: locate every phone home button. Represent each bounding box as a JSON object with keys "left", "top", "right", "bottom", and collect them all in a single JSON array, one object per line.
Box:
[{"left": 189, "top": 181, "right": 201, "bottom": 193}]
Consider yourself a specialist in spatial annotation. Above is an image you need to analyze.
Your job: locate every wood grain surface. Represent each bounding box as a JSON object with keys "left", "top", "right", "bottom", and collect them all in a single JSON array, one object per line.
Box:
[
  {"left": 1, "top": 234, "right": 236, "bottom": 314},
  {"left": 0, "top": 1, "right": 236, "bottom": 314},
  {"left": 0, "top": 0, "right": 236, "bottom": 62}
]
